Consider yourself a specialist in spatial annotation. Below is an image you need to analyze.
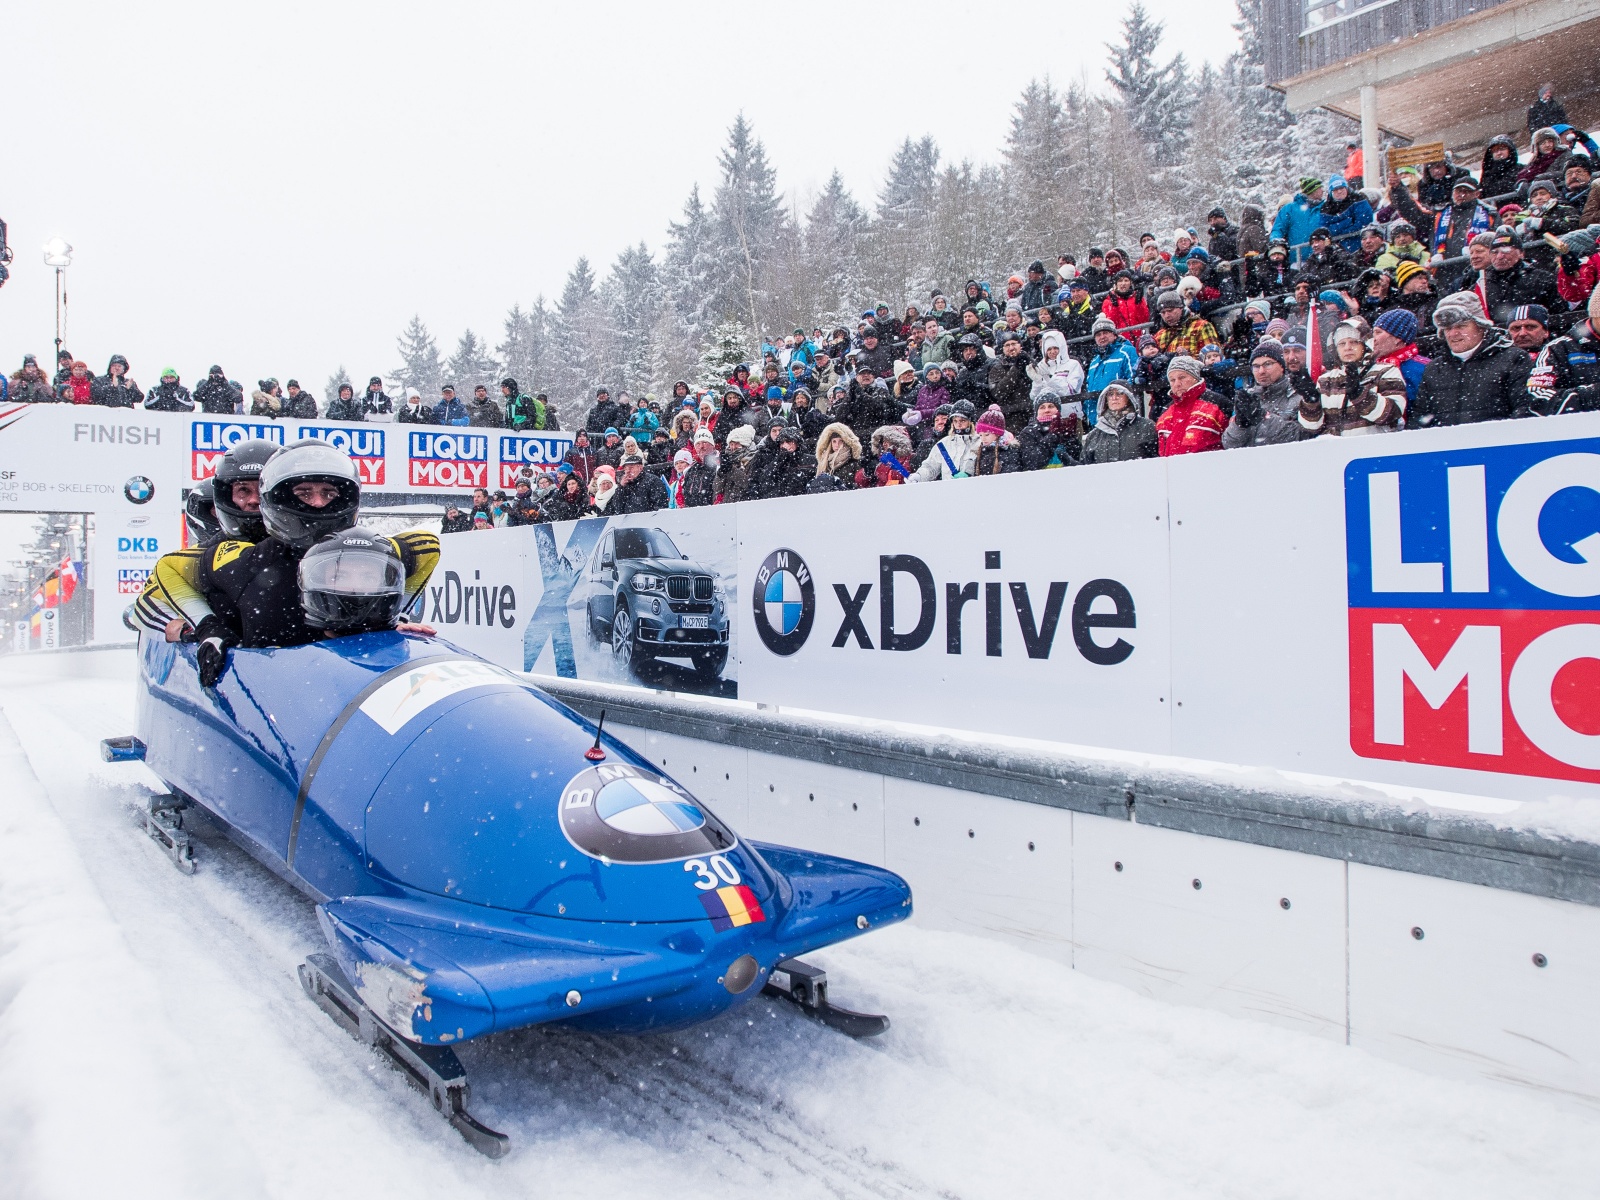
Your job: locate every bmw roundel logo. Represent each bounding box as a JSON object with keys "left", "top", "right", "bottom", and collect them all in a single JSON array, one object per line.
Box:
[
  {"left": 752, "top": 548, "right": 814, "bottom": 656},
  {"left": 558, "top": 761, "right": 736, "bottom": 864},
  {"left": 123, "top": 475, "right": 155, "bottom": 504}
]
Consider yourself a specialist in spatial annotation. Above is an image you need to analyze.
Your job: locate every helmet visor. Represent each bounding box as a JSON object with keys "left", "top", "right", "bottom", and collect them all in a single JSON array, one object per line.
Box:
[{"left": 299, "top": 541, "right": 403, "bottom": 597}]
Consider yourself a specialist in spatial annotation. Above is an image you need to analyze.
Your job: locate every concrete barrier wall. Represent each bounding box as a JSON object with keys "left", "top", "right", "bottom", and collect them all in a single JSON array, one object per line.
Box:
[{"left": 541, "top": 678, "right": 1600, "bottom": 1105}]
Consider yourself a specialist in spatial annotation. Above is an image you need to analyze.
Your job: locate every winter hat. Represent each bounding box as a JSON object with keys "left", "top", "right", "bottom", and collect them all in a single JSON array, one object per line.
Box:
[
  {"left": 1280, "top": 328, "right": 1308, "bottom": 350},
  {"left": 893, "top": 359, "right": 915, "bottom": 378},
  {"left": 1092, "top": 315, "right": 1117, "bottom": 335},
  {"left": 1136, "top": 333, "right": 1159, "bottom": 351},
  {"left": 1299, "top": 177, "right": 1323, "bottom": 196},
  {"left": 1433, "top": 290, "right": 1493, "bottom": 329},
  {"left": 1244, "top": 299, "right": 1272, "bottom": 324},
  {"left": 1173, "top": 228, "right": 1193, "bottom": 244},
  {"left": 693, "top": 427, "right": 715, "bottom": 446},
  {"left": 725, "top": 425, "right": 756, "bottom": 449},
  {"left": 1452, "top": 176, "right": 1480, "bottom": 193},
  {"left": 1333, "top": 321, "right": 1367, "bottom": 346},
  {"left": 1157, "top": 290, "right": 1184, "bottom": 311},
  {"left": 673, "top": 449, "right": 694, "bottom": 466},
  {"left": 1166, "top": 356, "right": 1205, "bottom": 384},
  {"left": 160, "top": 367, "right": 178, "bottom": 380},
  {"left": 1317, "top": 289, "right": 1345, "bottom": 306},
  {"left": 1187, "top": 246, "right": 1210, "bottom": 262},
  {"left": 1509, "top": 304, "right": 1550, "bottom": 328},
  {"left": 404, "top": 386, "right": 422, "bottom": 401},
  {"left": 951, "top": 399, "right": 977, "bottom": 421},
  {"left": 922, "top": 363, "right": 944, "bottom": 380},
  {"left": 975, "top": 406, "right": 1007, "bottom": 437},
  {"left": 1265, "top": 318, "right": 1290, "bottom": 339},
  {"left": 619, "top": 450, "right": 646, "bottom": 467},
  {"left": 1249, "top": 339, "right": 1285, "bottom": 368},
  {"left": 1373, "top": 308, "right": 1420, "bottom": 344},
  {"left": 1394, "top": 260, "right": 1427, "bottom": 288},
  {"left": 765, "top": 385, "right": 784, "bottom": 400}
]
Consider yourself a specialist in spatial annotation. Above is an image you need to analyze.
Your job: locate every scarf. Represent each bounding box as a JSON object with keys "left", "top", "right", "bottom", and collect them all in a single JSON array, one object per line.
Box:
[{"left": 1432, "top": 201, "right": 1492, "bottom": 253}]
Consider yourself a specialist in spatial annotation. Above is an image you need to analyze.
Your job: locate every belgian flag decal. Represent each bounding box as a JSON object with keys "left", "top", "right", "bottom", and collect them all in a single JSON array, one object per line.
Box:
[{"left": 699, "top": 884, "right": 766, "bottom": 930}]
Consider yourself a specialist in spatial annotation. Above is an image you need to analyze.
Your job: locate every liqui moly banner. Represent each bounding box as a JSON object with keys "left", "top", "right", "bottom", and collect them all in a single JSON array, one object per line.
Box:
[
  {"left": 408, "top": 431, "right": 490, "bottom": 489},
  {"left": 298, "top": 424, "right": 387, "bottom": 485}
]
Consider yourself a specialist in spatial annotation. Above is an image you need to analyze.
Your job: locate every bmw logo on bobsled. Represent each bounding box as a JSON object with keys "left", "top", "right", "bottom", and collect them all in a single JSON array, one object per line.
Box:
[{"left": 106, "top": 630, "right": 912, "bottom": 1157}]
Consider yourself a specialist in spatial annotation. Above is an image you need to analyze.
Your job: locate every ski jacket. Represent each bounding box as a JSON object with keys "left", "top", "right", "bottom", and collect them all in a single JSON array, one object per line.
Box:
[
  {"left": 1081, "top": 391, "right": 1158, "bottom": 463},
  {"left": 1155, "top": 384, "right": 1226, "bottom": 455},
  {"left": 1222, "top": 377, "right": 1302, "bottom": 448},
  {"left": 144, "top": 382, "right": 194, "bottom": 412},
  {"left": 1101, "top": 290, "right": 1150, "bottom": 331},
  {"left": 195, "top": 376, "right": 242, "bottom": 414},
  {"left": 1527, "top": 320, "right": 1600, "bottom": 415},
  {"left": 1412, "top": 333, "right": 1534, "bottom": 427},
  {"left": 1270, "top": 194, "right": 1321, "bottom": 263}
]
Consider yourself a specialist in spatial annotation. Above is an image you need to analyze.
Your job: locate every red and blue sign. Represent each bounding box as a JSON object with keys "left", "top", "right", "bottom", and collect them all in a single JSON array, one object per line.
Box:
[
  {"left": 498, "top": 434, "right": 570, "bottom": 487},
  {"left": 190, "top": 421, "right": 284, "bottom": 481},
  {"left": 1346, "top": 437, "right": 1600, "bottom": 784},
  {"left": 408, "top": 431, "right": 488, "bottom": 489},
  {"left": 299, "top": 425, "right": 386, "bottom": 485}
]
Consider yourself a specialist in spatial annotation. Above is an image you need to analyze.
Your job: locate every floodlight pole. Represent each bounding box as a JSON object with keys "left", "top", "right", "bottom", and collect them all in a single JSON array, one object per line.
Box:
[{"left": 54, "top": 267, "right": 66, "bottom": 362}]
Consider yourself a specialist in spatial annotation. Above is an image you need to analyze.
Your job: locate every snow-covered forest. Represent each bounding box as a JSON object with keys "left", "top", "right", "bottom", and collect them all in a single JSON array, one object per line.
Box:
[{"left": 356, "top": 2, "right": 1353, "bottom": 412}]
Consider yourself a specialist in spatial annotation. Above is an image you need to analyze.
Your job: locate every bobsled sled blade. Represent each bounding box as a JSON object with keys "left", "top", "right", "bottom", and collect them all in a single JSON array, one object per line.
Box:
[
  {"left": 297, "top": 953, "right": 510, "bottom": 1159},
  {"left": 763, "top": 958, "right": 889, "bottom": 1039},
  {"left": 99, "top": 735, "right": 146, "bottom": 762},
  {"left": 144, "top": 794, "right": 195, "bottom": 874}
]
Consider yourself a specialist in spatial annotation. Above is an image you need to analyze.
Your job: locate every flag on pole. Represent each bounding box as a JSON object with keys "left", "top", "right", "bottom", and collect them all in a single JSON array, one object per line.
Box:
[
  {"left": 58, "top": 558, "right": 79, "bottom": 604},
  {"left": 1306, "top": 300, "right": 1322, "bottom": 381}
]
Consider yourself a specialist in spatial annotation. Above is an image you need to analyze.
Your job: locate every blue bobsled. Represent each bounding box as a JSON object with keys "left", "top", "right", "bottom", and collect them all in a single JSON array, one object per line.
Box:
[{"left": 115, "top": 631, "right": 912, "bottom": 1155}]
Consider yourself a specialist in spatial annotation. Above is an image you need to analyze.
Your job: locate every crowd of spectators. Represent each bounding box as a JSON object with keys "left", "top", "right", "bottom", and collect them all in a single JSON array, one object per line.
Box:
[{"left": 12, "top": 87, "right": 1600, "bottom": 531}]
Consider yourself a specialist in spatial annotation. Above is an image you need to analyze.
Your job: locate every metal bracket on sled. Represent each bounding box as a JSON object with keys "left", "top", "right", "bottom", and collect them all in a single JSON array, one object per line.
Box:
[
  {"left": 297, "top": 953, "right": 510, "bottom": 1159},
  {"left": 763, "top": 958, "right": 889, "bottom": 1038},
  {"left": 99, "top": 735, "right": 146, "bottom": 762},
  {"left": 144, "top": 793, "right": 196, "bottom": 875}
]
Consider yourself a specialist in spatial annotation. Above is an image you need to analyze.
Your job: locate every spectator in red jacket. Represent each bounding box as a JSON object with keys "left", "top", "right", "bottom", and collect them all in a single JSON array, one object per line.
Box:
[
  {"left": 1156, "top": 356, "right": 1227, "bottom": 455},
  {"left": 1100, "top": 271, "right": 1150, "bottom": 332}
]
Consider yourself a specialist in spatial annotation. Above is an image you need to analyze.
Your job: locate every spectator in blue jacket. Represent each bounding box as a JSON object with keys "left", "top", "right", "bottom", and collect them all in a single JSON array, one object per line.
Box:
[
  {"left": 433, "top": 385, "right": 471, "bottom": 426},
  {"left": 1319, "top": 175, "right": 1375, "bottom": 254},
  {"left": 1271, "top": 179, "right": 1325, "bottom": 264},
  {"left": 1084, "top": 316, "right": 1139, "bottom": 426}
]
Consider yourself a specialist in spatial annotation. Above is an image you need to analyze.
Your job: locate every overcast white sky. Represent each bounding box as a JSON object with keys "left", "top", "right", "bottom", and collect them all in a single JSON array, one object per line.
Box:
[{"left": 4, "top": 0, "right": 1243, "bottom": 396}]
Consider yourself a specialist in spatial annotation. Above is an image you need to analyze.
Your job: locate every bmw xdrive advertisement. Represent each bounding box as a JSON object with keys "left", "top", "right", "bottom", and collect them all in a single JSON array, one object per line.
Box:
[{"left": 426, "top": 511, "right": 738, "bottom": 698}]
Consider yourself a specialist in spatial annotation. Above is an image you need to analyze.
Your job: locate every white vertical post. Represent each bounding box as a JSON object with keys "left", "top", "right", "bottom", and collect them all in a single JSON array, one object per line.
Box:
[{"left": 1360, "top": 85, "right": 1380, "bottom": 189}]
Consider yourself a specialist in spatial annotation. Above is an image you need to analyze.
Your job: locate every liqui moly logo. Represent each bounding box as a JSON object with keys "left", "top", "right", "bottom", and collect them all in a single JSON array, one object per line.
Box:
[
  {"left": 408, "top": 432, "right": 488, "bottom": 488},
  {"left": 190, "top": 421, "right": 285, "bottom": 480},
  {"left": 299, "top": 425, "right": 386, "bottom": 484},
  {"left": 1347, "top": 437, "right": 1600, "bottom": 784},
  {"left": 498, "top": 434, "right": 572, "bottom": 487}
]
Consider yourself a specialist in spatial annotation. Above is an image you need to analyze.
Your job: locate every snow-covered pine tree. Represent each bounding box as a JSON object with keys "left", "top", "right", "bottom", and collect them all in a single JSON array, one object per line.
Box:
[
  {"left": 695, "top": 319, "right": 752, "bottom": 393},
  {"left": 443, "top": 329, "right": 500, "bottom": 396},
  {"left": 1002, "top": 81, "right": 1073, "bottom": 265},
  {"left": 324, "top": 364, "right": 352, "bottom": 406},
  {"left": 863, "top": 137, "right": 939, "bottom": 311},
  {"left": 601, "top": 242, "right": 661, "bottom": 397},
  {"left": 662, "top": 185, "right": 717, "bottom": 348},
  {"left": 391, "top": 316, "right": 443, "bottom": 399},
  {"left": 1104, "top": 4, "right": 1194, "bottom": 161},
  {"left": 709, "top": 114, "right": 787, "bottom": 346},
  {"left": 495, "top": 301, "right": 550, "bottom": 395},
  {"left": 801, "top": 171, "right": 867, "bottom": 331},
  {"left": 547, "top": 258, "right": 604, "bottom": 414}
]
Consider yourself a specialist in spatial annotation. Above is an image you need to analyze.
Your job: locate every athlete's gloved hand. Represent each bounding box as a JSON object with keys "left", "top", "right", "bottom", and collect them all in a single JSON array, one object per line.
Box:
[{"left": 191, "top": 616, "right": 237, "bottom": 688}]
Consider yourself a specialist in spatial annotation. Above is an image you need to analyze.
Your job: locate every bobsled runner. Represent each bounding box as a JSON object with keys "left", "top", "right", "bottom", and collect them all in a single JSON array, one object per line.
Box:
[{"left": 105, "top": 632, "right": 912, "bottom": 1157}]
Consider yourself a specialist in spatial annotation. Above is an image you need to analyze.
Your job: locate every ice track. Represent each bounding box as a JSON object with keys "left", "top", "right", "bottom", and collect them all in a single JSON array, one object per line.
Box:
[{"left": 3, "top": 648, "right": 1599, "bottom": 1200}]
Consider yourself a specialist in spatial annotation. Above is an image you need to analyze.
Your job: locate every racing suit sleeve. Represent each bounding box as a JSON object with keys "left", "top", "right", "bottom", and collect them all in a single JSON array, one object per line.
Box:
[
  {"left": 133, "top": 547, "right": 214, "bottom": 634},
  {"left": 388, "top": 531, "right": 441, "bottom": 618}
]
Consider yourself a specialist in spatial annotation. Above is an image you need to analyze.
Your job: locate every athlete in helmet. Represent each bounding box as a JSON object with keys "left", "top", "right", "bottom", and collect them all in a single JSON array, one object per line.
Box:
[
  {"left": 185, "top": 479, "right": 221, "bottom": 545},
  {"left": 138, "top": 440, "right": 438, "bottom": 684},
  {"left": 134, "top": 438, "right": 280, "bottom": 643},
  {"left": 194, "top": 440, "right": 438, "bottom": 680},
  {"left": 298, "top": 528, "right": 412, "bottom": 637}
]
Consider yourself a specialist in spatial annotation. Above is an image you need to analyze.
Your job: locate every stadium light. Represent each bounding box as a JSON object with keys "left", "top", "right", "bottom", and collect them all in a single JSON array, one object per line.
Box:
[{"left": 43, "top": 238, "right": 73, "bottom": 364}]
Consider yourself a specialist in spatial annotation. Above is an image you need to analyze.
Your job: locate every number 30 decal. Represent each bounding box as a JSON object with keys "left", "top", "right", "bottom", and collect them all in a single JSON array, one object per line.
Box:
[{"left": 684, "top": 855, "right": 740, "bottom": 890}]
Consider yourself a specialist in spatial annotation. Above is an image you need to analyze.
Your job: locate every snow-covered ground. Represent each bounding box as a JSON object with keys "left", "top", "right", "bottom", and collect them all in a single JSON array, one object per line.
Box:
[{"left": 2, "top": 647, "right": 1597, "bottom": 1200}]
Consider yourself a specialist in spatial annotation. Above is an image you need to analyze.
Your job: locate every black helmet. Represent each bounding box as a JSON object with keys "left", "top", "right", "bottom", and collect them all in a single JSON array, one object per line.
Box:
[
  {"left": 185, "top": 479, "right": 220, "bottom": 544},
  {"left": 212, "top": 437, "right": 278, "bottom": 541},
  {"left": 298, "top": 527, "right": 406, "bottom": 636},
  {"left": 259, "top": 439, "right": 360, "bottom": 549}
]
